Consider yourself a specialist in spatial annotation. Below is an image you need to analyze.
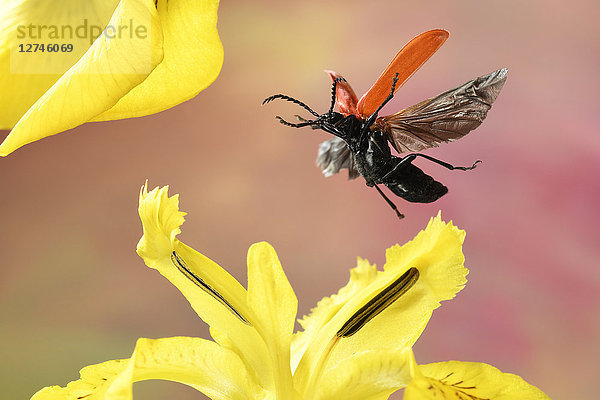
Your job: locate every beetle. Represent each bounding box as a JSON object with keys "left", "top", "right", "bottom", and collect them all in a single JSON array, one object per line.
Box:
[{"left": 263, "top": 29, "right": 507, "bottom": 218}]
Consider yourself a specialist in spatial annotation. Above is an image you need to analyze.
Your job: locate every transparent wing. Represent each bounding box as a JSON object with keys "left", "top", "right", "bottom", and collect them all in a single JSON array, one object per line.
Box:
[
  {"left": 316, "top": 137, "right": 360, "bottom": 180},
  {"left": 377, "top": 68, "right": 508, "bottom": 154}
]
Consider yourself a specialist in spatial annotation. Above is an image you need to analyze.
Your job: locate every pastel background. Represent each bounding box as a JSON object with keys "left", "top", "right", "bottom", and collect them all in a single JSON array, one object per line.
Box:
[{"left": 1, "top": 1, "right": 598, "bottom": 399}]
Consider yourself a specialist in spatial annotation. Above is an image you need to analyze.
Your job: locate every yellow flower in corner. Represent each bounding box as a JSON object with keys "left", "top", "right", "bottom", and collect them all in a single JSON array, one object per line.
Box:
[
  {"left": 30, "top": 184, "right": 549, "bottom": 400},
  {"left": 0, "top": 0, "right": 222, "bottom": 156},
  {"left": 405, "top": 351, "right": 549, "bottom": 400}
]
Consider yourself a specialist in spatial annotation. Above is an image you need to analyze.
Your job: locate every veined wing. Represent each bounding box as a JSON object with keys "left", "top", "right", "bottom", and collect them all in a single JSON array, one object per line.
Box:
[{"left": 376, "top": 68, "right": 508, "bottom": 154}]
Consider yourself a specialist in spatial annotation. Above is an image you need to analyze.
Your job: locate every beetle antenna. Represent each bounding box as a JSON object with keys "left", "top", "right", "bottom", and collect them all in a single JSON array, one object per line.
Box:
[
  {"left": 373, "top": 184, "right": 404, "bottom": 219},
  {"left": 294, "top": 115, "right": 310, "bottom": 122},
  {"left": 275, "top": 116, "right": 317, "bottom": 128},
  {"left": 262, "top": 94, "right": 320, "bottom": 117}
]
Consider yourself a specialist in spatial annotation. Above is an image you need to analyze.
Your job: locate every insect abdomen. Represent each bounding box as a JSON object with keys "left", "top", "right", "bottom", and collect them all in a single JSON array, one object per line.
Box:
[{"left": 384, "top": 164, "right": 448, "bottom": 203}]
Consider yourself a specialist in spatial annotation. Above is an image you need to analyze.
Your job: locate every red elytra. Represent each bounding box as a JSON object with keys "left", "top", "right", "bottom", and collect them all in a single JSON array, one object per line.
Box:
[{"left": 328, "top": 29, "right": 449, "bottom": 119}]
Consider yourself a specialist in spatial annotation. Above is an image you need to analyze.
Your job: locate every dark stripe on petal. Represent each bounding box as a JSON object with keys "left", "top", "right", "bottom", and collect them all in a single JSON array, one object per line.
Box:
[
  {"left": 336, "top": 267, "right": 419, "bottom": 337},
  {"left": 171, "top": 252, "right": 251, "bottom": 325}
]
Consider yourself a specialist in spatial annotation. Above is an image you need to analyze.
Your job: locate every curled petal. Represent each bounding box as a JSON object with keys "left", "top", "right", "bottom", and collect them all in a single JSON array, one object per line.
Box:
[
  {"left": 93, "top": 0, "right": 223, "bottom": 121},
  {"left": 136, "top": 183, "right": 274, "bottom": 389},
  {"left": 137, "top": 183, "right": 249, "bottom": 322},
  {"left": 0, "top": 1, "right": 123, "bottom": 128},
  {"left": 137, "top": 182, "right": 186, "bottom": 261},
  {"left": 0, "top": 0, "right": 164, "bottom": 155},
  {"left": 0, "top": 0, "right": 223, "bottom": 156}
]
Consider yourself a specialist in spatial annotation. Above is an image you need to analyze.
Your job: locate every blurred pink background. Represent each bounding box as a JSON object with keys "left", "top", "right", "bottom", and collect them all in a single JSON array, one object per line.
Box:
[{"left": 1, "top": 1, "right": 599, "bottom": 399}]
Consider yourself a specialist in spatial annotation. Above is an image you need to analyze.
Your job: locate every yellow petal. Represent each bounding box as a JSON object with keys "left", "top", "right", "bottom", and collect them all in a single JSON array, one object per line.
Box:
[
  {"left": 0, "top": 0, "right": 164, "bottom": 156},
  {"left": 294, "top": 213, "right": 467, "bottom": 395},
  {"left": 136, "top": 182, "right": 187, "bottom": 261},
  {"left": 136, "top": 183, "right": 273, "bottom": 389},
  {"left": 31, "top": 337, "right": 264, "bottom": 400},
  {"left": 0, "top": 0, "right": 223, "bottom": 156},
  {"left": 137, "top": 183, "right": 249, "bottom": 319},
  {"left": 93, "top": 0, "right": 223, "bottom": 121},
  {"left": 0, "top": 1, "right": 119, "bottom": 128},
  {"left": 247, "top": 242, "right": 298, "bottom": 396},
  {"left": 291, "top": 257, "right": 378, "bottom": 372},
  {"left": 405, "top": 360, "right": 550, "bottom": 400},
  {"left": 384, "top": 211, "right": 468, "bottom": 303},
  {"left": 318, "top": 349, "right": 412, "bottom": 400}
]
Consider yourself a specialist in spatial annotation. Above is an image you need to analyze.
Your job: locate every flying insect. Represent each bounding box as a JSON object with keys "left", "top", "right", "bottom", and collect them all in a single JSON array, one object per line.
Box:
[{"left": 263, "top": 29, "right": 507, "bottom": 218}]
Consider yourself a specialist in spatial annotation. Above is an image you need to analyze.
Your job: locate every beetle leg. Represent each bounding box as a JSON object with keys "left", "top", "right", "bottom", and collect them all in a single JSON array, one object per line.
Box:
[
  {"left": 404, "top": 154, "right": 481, "bottom": 171},
  {"left": 373, "top": 184, "right": 404, "bottom": 219},
  {"left": 358, "top": 73, "right": 400, "bottom": 147},
  {"left": 382, "top": 153, "right": 481, "bottom": 180},
  {"left": 362, "top": 73, "right": 400, "bottom": 130},
  {"left": 327, "top": 77, "right": 347, "bottom": 115}
]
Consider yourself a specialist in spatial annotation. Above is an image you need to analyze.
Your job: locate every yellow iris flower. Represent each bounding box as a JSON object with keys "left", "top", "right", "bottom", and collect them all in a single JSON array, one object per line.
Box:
[
  {"left": 0, "top": 0, "right": 222, "bottom": 156},
  {"left": 30, "top": 184, "right": 549, "bottom": 400}
]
